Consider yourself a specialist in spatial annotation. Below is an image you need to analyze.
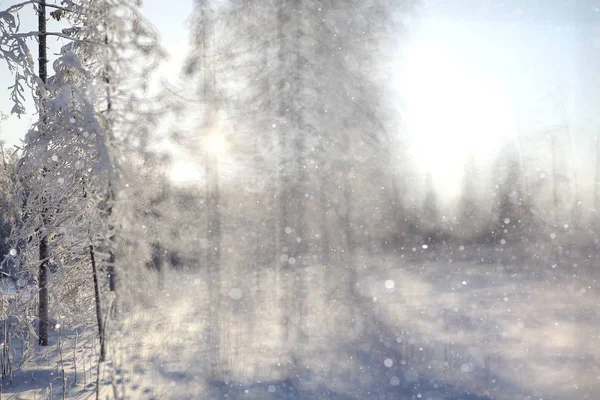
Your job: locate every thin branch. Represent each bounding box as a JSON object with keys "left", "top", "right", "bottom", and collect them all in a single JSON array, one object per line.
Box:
[
  {"left": 4, "top": 0, "right": 73, "bottom": 14},
  {"left": 45, "top": 4, "right": 74, "bottom": 12},
  {"left": 3, "top": 0, "right": 36, "bottom": 13},
  {"left": 8, "top": 31, "right": 89, "bottom": 42}
]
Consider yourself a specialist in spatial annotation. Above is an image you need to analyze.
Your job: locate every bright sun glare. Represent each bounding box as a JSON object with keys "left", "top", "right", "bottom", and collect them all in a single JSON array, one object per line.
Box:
[
  {"left": 204, "top": 132, "right": 228, "bottom": 156},
  {"left": 170, "top": 160, "right": 201, "bottom": 184},
  {"left": 170, "top": 124, "right": 230, "bottom": 185},
  {"left": 401, "top": 30, "right": 517, "bottom": 197}
]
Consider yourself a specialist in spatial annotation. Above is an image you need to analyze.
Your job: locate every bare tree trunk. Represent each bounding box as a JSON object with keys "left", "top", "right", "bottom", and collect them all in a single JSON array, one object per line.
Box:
[
  {"left": 292, "top": 124, "right": 308, "bottom": 345},
  {"left": 290, "top": 15, "right": 309, "bottom": 339},
  {"left": 275, "top": 2, "right": 292, "bottom": 352},
  {"left": 342, "top": 133, "right": 357, "bottom": 312},
  {"left": 199, "top": 6, "right": 222, "bottom": 379},
  {"left": 595, "top": 135, "right": 600, "bottom": 218},
  {"left": 104, "top": 31, "right": 118, "bottom": 297},
  {"left": 318, "top": 168, "right": 332, "bottom": 335},
  {"left": 89, "top": 245, "right": 105, "bottom": 362},
  {"left": 107, "top": 232, "right": 117, "bottom": 293},
  {"left": 343, "top": 167, "right": 358, "bottom": 317},
  {"left": 252, "top": 125, "right": 263, "bottom": 334},
  {"left": 319, "top": 168, "right": 330, "bottom": 278},
  {"left": 37, "top": 0, "right": 47, "bottom": 94},
  {"left": 251, "top": 19, "right": 272, "bottom": 335},
  {"left": 38, "top": 238, "right": 49, "bottom": 346},
  {"left": 37, "top": 0, "right": 49, "bottom": 347},
  {"left": 206, "top": 153, "right": 221, "bottom": 378}
]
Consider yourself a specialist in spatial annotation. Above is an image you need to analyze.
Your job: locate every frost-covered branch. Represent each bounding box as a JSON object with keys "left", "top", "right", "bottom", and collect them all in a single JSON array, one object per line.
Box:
[
  {"left": 4, "top": 1, "right": 74, "bottom": 14},
  {"left": 8, "top": 31, "right": 88, "bottom": 42}
]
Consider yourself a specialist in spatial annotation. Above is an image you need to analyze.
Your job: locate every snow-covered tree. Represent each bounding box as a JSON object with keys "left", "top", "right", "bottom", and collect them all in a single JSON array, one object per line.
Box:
[
  {"left": 184, "top": 0, "right": 414, "bottom": 376},
  {"left": 9, "top": 44, "right": 111, "bottom": 346},
  {"left": 0, "top": 0, "right": 162, "bottom": 348},
  {"left": 0, "top": 138, "right": 18, "bottom": 264},
  {"left": 50, "top": 0, "right": 164, "bottom": 298}
]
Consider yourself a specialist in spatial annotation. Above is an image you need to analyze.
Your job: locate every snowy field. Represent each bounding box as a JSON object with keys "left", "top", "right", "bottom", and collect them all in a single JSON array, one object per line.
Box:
[
  {"left": 88, "top": 248, "right": 600, "bottom": 400},
  {"left": 0, "top": 248, "right": 596, "bottom": 399}
]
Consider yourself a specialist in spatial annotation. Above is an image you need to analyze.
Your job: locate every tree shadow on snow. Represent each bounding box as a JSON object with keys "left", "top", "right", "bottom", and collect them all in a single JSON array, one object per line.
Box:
[
  {"left": 300, "top": 292, "right": 534, "bottom": 400},
  {"left": 205, "top": 377, "right": 357, "bottom": 400}
]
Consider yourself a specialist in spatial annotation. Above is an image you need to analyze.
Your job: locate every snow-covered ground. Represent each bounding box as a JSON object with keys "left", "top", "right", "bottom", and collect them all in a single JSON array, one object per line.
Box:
[
  {"left": 0, "top": 323, "right": 104, "bottom": 399},
  {"left": 98, "top": 250, "right": 599, "bottom": 400},
  {"left": 0, "top": 248, "right": 596, "bottom": 399}
]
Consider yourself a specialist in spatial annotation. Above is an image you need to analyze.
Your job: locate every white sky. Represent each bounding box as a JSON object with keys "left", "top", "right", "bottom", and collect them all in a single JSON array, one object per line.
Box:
[
  {"left": 395, "top": 0, "right": 600, "bottom": 203},
  {"left": 397, "top": 13, "right": 580, "bottom": 199}
]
